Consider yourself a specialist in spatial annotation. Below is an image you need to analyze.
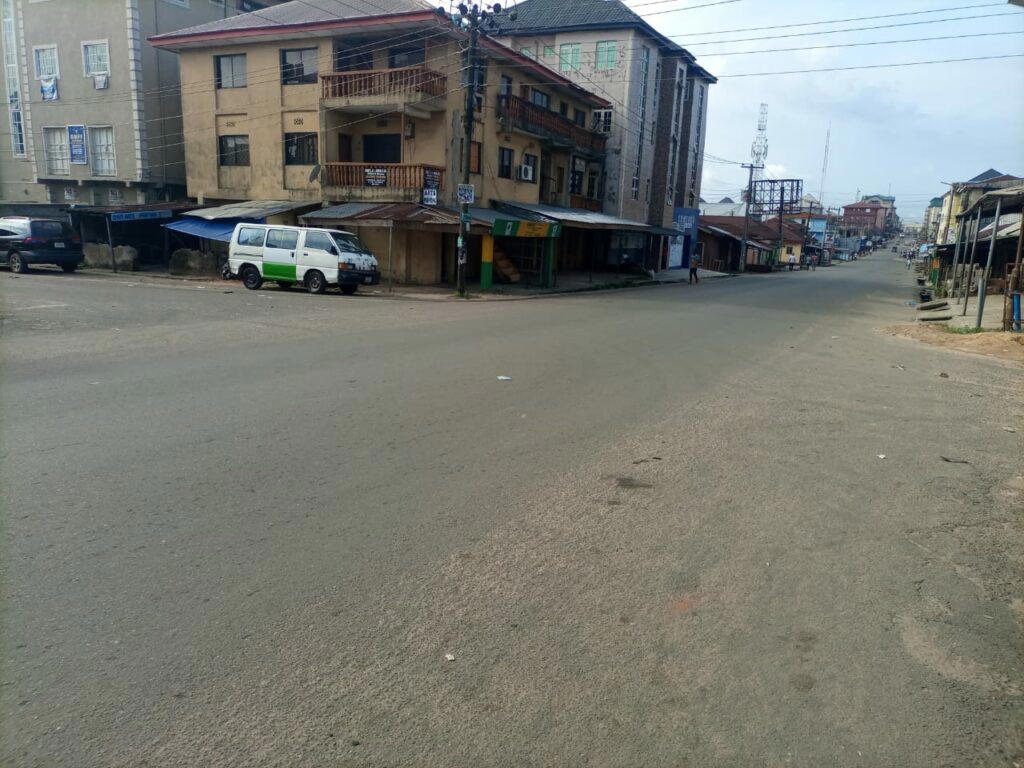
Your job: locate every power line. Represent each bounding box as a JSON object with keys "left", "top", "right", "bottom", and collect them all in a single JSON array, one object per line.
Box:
[
  {"left": 700, "top": 29, "right": 1024, "bottom": 57},
  {"left": 679, "top": 11, "right": 1019, "bottom": 46},
  {"left": 717, "top": 52, "right": 1024, "bottom": 77},
  {"left": 652, "top": 2, "right": 1007, "bottom": 37}
]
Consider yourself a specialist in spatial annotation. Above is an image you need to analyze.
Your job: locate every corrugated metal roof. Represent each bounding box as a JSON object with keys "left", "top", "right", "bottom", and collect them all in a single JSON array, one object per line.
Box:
[
  {"left": 70, "top": 201, "right": 195, "bottom": 215},
  {"left": 960, "top": 184, "right": 1024, "bottom": 217},
  {"left": 496, "top": 201, "right": 655, "bottom": 231},
  {"left": 468, "top": 207, "right": 544, "bottom": 225},
  {"left": 302, "top": 202, "right": 462, "bottom": 226},
  {"left": 150, "top": 0, "right": 431, "bottom": 41},
  {"left": 182, "top": 200, "right": 317, "bottom": 220}
]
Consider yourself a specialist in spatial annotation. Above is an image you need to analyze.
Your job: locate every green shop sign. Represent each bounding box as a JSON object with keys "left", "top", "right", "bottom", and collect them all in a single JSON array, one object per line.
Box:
[{"left": 490, "top": 219, "right": 562, "bottom": 238}]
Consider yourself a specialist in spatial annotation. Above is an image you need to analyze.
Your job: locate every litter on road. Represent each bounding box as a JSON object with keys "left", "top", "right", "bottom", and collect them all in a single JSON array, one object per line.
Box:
[
  {"left": 444, "top": 653, "right": 455, "bottom": 662},
  {"left": 877, "top": 454, "right": 886, "bottom": 459},
  {"left": 496, "top": 376, "right": 512, "bottom": 381}
]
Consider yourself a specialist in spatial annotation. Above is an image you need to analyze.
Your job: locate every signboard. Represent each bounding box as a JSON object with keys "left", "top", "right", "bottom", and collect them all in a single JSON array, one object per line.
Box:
[
  {"left": 457, "top": 183, "right": 475, "bottom": 205},
  {"left": 460, "top": 211, "right": 472, "bottom": 225},
  {"left": 110, "top": 209, "right": 172, "bottom": 222},
  {"left": 422, "top": 188, "right": 437, "bottom": 206},
  {"left": 63, "top": 187, "right": 77, "bottom": 202},
  {"left": 668, "top": 206, "right": 700, "bottom": 269},
  {"left": 364, "top": 167, "right": 387, "bottom": 187},
  {"left": 67, "top": 125, "right": 87, "bottom": 164},
  {"left": 423, "top": 168, "right": 441, "bottom": 190},
  {"left": 490, "top": 219, "right": 561, "bottom": 238}
]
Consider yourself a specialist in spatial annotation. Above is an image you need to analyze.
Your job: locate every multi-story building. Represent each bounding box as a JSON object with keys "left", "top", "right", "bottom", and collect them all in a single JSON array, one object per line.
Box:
[
  {"left": 923, "top": 196, "right": 943, "bottom": 241},
  {"left": 934, "top": 169, "right": 1021, "bottom": 244},
  {"left": 0, "top": 0, "right": 286, "bottom": 206},
  {"left": 493, "top": 0, "right": 714, "bottom": 265},
  {"left": 859, "top": 194, "right": 899, "bottom": 232},
  {"left": 151, "top": 0, "right": 628, "bottom": 285},
  {"left": 841, "top": 200, "right": 887, "bottom": 236}
]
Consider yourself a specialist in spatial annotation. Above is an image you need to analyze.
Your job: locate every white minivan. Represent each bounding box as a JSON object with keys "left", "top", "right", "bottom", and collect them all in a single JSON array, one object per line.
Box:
[{"left": 227, "top": 223, "right": 380, "bottom": 295}]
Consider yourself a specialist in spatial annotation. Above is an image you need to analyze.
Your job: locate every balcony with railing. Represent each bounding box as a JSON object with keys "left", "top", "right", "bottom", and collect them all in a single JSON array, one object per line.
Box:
[
  {"left": 321, "top": 162, "right": 445, "bottom": 202},
  {"left": 497, "top": 96, "right": 607, "bottom": 156},
  {"left": 321, "top": 67, "right": 447, "bottom": 113},
  {"left": 569, "top": 194, "right": 602, "bottom": 213}
]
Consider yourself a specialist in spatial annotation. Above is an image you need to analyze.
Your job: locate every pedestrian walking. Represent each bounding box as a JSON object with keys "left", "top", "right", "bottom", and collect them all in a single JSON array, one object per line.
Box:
[
  {"left": 810, "top": 254, "right": 817, "bottom": 271},
  {"left": 688, "top": 252, "right": 700, "bottom": 284},
  {"left": 788, "top": 252, "right": 796, "bottom": 271},
  {"left": 906, "top": 254, "right": 912, "bottom": 270}
]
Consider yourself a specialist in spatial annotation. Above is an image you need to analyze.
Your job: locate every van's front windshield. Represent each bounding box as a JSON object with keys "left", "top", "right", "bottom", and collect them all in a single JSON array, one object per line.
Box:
[{"left": 331, "top": 233, "right": 371, "bottom": 255}]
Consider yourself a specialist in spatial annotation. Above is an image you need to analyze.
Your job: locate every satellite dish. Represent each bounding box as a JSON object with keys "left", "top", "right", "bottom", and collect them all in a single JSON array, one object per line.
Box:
[{"left": 309, "top": 164, "right": 322, "bottom": 183}]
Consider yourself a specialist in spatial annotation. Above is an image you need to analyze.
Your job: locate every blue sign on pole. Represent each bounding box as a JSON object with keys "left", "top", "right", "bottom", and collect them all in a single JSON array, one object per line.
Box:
[{"left": 68, "top": 125, "right": 87, "bottom": 165}]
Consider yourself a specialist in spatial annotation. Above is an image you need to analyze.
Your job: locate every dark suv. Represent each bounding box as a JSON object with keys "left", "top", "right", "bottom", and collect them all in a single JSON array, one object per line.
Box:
[{"left": 0, "top": 217, "right": 83, "bottom": 273}]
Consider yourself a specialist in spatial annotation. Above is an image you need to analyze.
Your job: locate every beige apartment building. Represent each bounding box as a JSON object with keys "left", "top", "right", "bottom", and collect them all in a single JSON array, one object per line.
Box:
[
  {"left": 153, "top": 1, "right": 607, "bottom": 208},
  {"left": 0, "top": 0, "right": 285, "bottom": 206},
  {"left": 151, "top": 0, "right": 651, "bottom": 285}
]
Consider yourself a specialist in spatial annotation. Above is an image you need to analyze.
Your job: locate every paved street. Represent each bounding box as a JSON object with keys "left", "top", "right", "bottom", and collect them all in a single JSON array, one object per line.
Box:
[{"left": 2, "top": 259, "right": 1021, "bottom": 767}]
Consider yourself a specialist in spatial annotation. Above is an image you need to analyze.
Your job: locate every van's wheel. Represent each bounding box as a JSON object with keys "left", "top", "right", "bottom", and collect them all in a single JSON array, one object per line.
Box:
[
  {"left": 241, "top": 265, "right": 262, "bottom": 290},
  {"left": 305, "top": 270, "right": 326, "bottom": 294},
  {"left": 61, "top": 263, "right": 77, "bottom": 273},
  {"left": 8, "top": 252, "right": 27, "bottom": 273},
  {"left": 276, "top": 281, "right": 292, "bottom": 290},
  {"left": 340, "top": 284, "right": 358, "bottom": 296}
]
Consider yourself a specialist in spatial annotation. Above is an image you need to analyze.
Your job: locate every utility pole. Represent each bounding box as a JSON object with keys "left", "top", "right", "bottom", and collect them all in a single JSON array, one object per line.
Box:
[
  {"left": 453, "top": 2, "right": 514, "bottom": 297},
  {"left": 457, "top": 9, "right": 480, "bottom": 297},
  {"left": 738, "top": 163, "right": 760, "bottom": 273},
  {"left": 976, "top": 198, "right": 1002, "bottom": 328}
]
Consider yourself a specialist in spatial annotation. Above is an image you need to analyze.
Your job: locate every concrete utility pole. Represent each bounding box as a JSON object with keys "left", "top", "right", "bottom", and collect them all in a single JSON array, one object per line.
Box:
[
  {"left": 453, "top": 2, "right": 514, "bottom": 296},
  {"left": 457, "top": 10, "right": 479, "bottom": 297},
  {"left": 976, "top": 198, "right": 1002, "bottom": 328},
  {"left": 738, "top": 163, "right": 760, "bottom": 272},
  {"left": 961, "top": 208, "right": 982, "bottom": 316},
  {"left": 948, "top": 218, "right": 964, "bottom": 299}
]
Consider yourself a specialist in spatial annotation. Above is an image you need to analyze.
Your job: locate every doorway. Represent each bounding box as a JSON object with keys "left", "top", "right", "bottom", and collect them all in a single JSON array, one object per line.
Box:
[
  {"left": 363, "top": 134, "right": 401, "bottom": 163},
  {"left": 338, "top": 134, "right": 352, "bottom": 162}
]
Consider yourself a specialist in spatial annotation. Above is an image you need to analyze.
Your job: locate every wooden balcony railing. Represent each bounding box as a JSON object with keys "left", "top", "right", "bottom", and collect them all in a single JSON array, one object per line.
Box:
[
  {"left": 570, "top": 194, "right": 602, "bottom": 212},
  {"left": 498, "top": 95, "right": 607, "bottom": 154},
  {"left": 321, "top": 66, "right": 447, "bottom": 100},
  {"left": 322, "top": 162, "right": 445, "bottom": 189}
]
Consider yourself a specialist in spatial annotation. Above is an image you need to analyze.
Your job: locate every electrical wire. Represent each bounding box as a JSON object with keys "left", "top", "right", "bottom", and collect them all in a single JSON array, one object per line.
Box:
[
  {"left": 645, "top": 2, "right": 1008, "bottom": 37},
  {"left": 677, "top": 11, "right": 1019, "bottom": 46}
]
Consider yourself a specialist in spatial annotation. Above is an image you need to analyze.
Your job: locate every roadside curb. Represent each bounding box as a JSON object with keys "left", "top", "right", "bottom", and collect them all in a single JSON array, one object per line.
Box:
[{"left": 74, "top": 268, "right": 737, "bottom": 301}]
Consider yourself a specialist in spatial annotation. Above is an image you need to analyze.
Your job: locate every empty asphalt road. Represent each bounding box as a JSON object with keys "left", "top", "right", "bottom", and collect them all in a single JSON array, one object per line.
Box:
[{"left": 2, "top": 259, "right": 1021, "bottom": 767}]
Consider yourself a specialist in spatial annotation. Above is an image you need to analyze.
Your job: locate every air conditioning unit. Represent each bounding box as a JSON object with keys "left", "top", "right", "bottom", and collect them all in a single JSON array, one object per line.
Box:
[
  {"left": 92, "top": 74, "right": 108, "bottom": 90},
  {"left": 518, "top": 164, "right": 534, "bottom": 181}
]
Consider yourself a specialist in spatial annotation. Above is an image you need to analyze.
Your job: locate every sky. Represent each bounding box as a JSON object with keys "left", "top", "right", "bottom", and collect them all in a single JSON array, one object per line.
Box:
[{"left": 621, "top": 0, "right": 1024, "bottom": 222}]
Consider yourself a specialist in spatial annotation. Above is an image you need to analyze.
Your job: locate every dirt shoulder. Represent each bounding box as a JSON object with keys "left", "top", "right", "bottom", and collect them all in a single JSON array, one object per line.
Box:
[{"left": 886, "top": 323, "right": 1024, "bottom": 366}]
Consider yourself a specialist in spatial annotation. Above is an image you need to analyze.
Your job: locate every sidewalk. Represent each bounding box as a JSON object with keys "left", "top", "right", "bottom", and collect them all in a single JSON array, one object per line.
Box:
[
  {"left": 77, "top": 266, "right": 733, "bottom": 301},
  {"left": 943, "top": 293, "right": 1009, "bottom": 330}
]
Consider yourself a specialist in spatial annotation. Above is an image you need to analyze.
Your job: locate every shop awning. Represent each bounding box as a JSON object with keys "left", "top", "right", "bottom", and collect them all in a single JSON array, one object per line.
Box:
[
  {"left": 496, "top": 201, "right": 669, "bottom": 234},
  {"left": 302, "top": 202, "right": 462, "bottom": 229},
  {"left": 182, "top": 199, "right": 317, "bottom": 220},
  {"left": 164, "top": 217, "right": 238, "bottom": 242}
]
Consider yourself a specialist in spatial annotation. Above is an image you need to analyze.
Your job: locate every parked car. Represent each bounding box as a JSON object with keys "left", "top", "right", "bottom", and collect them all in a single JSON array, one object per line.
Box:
[
  {"left": 0, "top": 217, "right": 83, "bottom": 273},
  {"left": 227, "top": 223, "right": 380, "bottom": 295}
]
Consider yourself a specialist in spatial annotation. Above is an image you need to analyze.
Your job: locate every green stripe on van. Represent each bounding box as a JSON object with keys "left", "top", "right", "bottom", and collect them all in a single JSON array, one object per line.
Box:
[{"left": 263, "top": 262, "right": 297, "bottom": 281}]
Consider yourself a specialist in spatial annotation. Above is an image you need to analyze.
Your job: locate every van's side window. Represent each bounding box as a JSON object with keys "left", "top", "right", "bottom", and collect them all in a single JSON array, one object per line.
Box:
[
  {"left": 304, "top": 232, "right": 335, "bottom": 253},
  {"left": 266, "top": 229, "right": 298, "bottom": 249},
  {"left": 237, "top": 227, "right": 266, "bottom": 247}
]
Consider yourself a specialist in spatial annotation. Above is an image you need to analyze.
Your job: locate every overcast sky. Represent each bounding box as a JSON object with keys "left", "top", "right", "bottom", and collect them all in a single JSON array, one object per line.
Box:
[{"left": 623, "top": 0, "right": 1024, "bottom": 221}]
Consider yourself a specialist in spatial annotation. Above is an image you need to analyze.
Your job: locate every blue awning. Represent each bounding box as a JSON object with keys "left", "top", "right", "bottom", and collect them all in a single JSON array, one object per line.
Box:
[{"left": 164, "top": 218, "right": 238, "bottom": 242}]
